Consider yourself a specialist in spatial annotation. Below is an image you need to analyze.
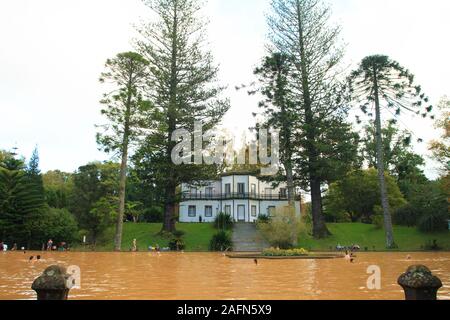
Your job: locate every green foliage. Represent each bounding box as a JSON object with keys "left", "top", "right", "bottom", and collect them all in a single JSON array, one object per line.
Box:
[
  {"left": 43, "top": 170, "right": 73, "bottom": 209},
  {"left": 361, "top": 123, "right": 429, "bottom": 201},
  {"left": 35, "top": 208, "right": 79, "bottom": 245},
  {"left": 0, "top": 154, "right": 46, "bottom": 248},
  {"left": 69, "top": 162, "right": 119, "bottom": 244},
  {"left": 428, "top": 97, "right": 450, "bottom": 176},
  {"left": 134, "top": 0, "right": 230, "bottom": 232},
  {"left": 209, "top": 231, "right": 233, "bottom": 252},
  {"left": 213, "top": 213, "right": 234, "bottom": 231},
  {"left": 324, "top": 169, "right": 407, "bottom": 223},
  {"left": 394, "top": 205, "right": 419, "bottom": 227},
  {"left": 414, "top": 182, "right": 448, "bottom": 233},
  {"left": 372, "top": 206, "right": 384, "bottom": 230},
  {"left": 257, "top": 207, "right": 301, "bottom": 249},
  {"left": 257, "top": 214, "right": 271, "bottom": 224},
  {"left": 141, "top": 206, "right": 163, "bottom": 223},
  {"left": 168, "top": 230, "right": 186, "bottom": 251}
]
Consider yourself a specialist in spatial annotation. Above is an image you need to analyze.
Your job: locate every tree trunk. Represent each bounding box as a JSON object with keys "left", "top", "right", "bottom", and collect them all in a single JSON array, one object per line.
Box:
[
  {"left": 310, "top": 177, "right": 330, "bottom": 238},
  {"left": 285, "top": 161, "right": 295, "bottom": 207},
  {"left": 114, "top": 137, "right": 129, "bottom": 251},
  {"left": 113, "top": 73, "right": 133, "bottom": 251},
  {"left": 161, "top": 4, "right": 179, "bottom": 234},
  {"left": 373, "top": 68, "right": 396, "bottom": 249},
  {"left": 163, "top": 183, "right": 177, "bottom": 233}
]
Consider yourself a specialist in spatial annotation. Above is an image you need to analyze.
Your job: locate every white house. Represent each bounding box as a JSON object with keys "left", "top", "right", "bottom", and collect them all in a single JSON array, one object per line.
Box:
[{"left": 179, "top": 172, "right": 302, "bottom": 223}]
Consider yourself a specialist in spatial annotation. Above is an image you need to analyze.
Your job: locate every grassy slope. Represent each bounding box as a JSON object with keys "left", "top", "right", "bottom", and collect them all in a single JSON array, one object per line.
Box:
[
  {"left": 298, "top": 223, "right": 450, "bottom": 251},
  {"left": 92, "top": 223, "right": 217, "bottom": 252}
]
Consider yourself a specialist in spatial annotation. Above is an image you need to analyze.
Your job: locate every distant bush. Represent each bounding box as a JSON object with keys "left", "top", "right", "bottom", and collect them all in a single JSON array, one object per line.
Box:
[
  {"left": 372, "top": 215, "right": 384, "bottom": 230},
  {"left": 423, "top": 240, "right": 443, "bottom": 251},
  {"left": 393, "top": 204, "right": 419, "bottom": 227},
  {"left": 209, "top": 231, "right": 233, "bottom": 252},
  {"left": 262, "top": 248, "right": 309, "bottom": 257},
  {"left": 372, "top": 206, "right": 384, "bottom": 229},
  {"left": 214, "top": 213, "right": 234, "bottom": 230},
  {"left": 418, "top": 211, "right": 448, "bottom": 233},
  {"left": 142, "top": 207, "right": 163, "bottom": 223}
]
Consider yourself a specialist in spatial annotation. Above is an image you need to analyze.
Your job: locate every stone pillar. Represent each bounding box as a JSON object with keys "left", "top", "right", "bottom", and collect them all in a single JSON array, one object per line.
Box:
[
  {"left": 32, "top": 265, "right": 73, "bottom": 300},
  {"left": 398, "top": 265, "right": 442, "bottom": 300}
]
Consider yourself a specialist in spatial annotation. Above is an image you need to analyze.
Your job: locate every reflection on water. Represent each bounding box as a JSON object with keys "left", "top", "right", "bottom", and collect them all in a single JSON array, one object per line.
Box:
[{"left": 0, "top": 252, "right": 449, "bottom": 300}]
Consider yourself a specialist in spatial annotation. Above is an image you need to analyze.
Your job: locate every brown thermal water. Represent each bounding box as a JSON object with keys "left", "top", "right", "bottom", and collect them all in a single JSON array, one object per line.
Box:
[{"left": 0, "top": 252, "right": 449, "bottom": 300}]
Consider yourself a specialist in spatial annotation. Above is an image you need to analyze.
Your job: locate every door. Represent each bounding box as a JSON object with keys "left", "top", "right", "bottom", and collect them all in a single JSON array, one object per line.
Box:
[{"left": 237, "top": 205, "right": 246, "bottom": 222}]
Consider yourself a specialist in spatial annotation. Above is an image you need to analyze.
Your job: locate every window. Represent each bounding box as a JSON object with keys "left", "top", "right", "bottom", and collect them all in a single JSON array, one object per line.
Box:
[
  {"left": 205, "top": 206, "right": 213, "bottom": 218},
  {"left": 188, "top": 206, "right": 196, "bottom": 217},
  {"left": 251, "top": 184, "right": 257, "bottom": 196},
  {"left": 225, "top": 184, "right": 231, "bottom": 196},
  {"left": 190, "top": 187, "right": 198, "bottom": 197},
  {"left": 238, "top": 183, "right": 245, "bottom": 195},
  {"left": 224, "top": 205, "right": 231, "bottom": 215},
  {"left": 268, "top": 206, "right": 276, "bottom": 217},
  {"left": 251, "top": 205, "right": 257, "bottom": 217},
  {"left": 265, "top": 188, "right": 273, "bottom": 199},
  {"left": 280, "top": 188, "right": 287, "bottom": 199},
  {"left": 205, "top": 187, "right": 213, "bottom": 198}
]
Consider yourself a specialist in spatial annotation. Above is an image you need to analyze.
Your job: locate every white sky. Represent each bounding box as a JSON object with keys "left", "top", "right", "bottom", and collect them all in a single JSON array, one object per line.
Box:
[{"left": 0, "top": 0, "right": 448, "bottom": 178}]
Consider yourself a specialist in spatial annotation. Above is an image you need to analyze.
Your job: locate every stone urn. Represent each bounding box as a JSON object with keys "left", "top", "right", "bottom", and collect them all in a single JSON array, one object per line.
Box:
[
  {"left": 32, "top": 265, "right": 73, "bottom": 300},
  {"left": 398, "top": 265, "right": 442, "bottom": 300}
]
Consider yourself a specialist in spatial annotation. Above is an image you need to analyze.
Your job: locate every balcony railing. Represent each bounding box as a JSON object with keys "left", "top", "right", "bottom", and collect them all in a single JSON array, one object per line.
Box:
[{"left": 181, "top": 192, "right": 292, "bottom": 201}]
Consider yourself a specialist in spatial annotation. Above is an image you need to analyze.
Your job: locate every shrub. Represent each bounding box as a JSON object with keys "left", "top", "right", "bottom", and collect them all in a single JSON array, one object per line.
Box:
[
  {"left": 372, "top": 215, "right": 384, "bottom": 230},
  {"left": 372, "top": 206, "right": 384, "bottom": 229},
  {"left": 209, "top": 231, "right": 233, "bottom": 252},
  {"left": 418, "top": 211, "right": 448, "bottom": 233},
  {"left": 257, "top": 214, "right": 270, "bottom": 224},
  {"left": 423, "top": 240, "right": 442, "bottom": 251},
  {"left": 168, "top": 230, "right": 186, "bottom": 251},
  {"left": 142, "top": 206, "right": 163, "bottom": 223},
  {"left": 168, "top": 238, "right": 186, "bottom": 251},
  {"left": 257, "top": 206, "right": 300, "bottom": 250},
  {"left": 37, "top": 208, "right": 79, "bottom": 246},
  {"left": 214, "top": 213, "right": 234, "bottom": 230}
]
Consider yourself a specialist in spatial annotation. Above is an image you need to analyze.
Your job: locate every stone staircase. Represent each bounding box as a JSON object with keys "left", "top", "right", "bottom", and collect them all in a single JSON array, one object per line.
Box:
[{"left": 232, "top": 223, "right": 270, "bottom": 252}]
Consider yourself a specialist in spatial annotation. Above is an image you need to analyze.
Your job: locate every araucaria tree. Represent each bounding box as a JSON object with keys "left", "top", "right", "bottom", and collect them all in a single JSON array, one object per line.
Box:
[
  {"left": 136, "top": 0, "right": 229, "bottom": 233},
  {"left": 267, "top": 0, "right": 348, "bottom": 238},
  {"left": 97, "top": 52, "right": 149, "bottom": 251},
  {"left": 349, "top": 55, "right": 432, "bottom": 248},
  {"left": 253, "top": 53, "right": 297, "bottom": 206}
]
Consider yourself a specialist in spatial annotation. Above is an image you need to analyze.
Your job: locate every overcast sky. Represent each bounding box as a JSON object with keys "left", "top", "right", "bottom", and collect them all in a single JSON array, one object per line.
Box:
[{"left": 0, "top": 0, "right": 448, "bottom": 178}]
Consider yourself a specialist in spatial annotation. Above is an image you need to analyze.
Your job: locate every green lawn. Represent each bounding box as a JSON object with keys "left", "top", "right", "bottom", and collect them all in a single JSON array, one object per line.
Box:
[
  {"left": 76, "top": 222, "right": 449, "bottom": 252},
  {"left": 86, "top": 223, "right": 217, "bottom": 252},
  {"left": 298, "top": 223, "right": 450, "bottom": 251}
]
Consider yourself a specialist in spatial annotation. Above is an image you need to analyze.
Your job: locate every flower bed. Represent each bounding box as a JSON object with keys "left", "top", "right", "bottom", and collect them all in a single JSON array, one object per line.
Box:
[{"left": 262, "top": 248, "right": 309, "bottom": 257}]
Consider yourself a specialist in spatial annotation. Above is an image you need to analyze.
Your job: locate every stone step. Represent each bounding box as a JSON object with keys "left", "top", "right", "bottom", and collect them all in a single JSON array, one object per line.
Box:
[{"left": 232, "top": 223, "right": 270, "bottom": 253}]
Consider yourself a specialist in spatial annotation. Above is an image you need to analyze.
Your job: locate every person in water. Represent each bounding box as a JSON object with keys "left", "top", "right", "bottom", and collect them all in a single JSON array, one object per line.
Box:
[{"left": 46, "top": 239, "right": 53, "bottom": 251}]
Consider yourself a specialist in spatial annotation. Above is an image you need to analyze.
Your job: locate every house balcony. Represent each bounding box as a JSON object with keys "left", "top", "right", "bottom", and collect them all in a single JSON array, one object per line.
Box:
[{"left": 181, "top": 192, "right": 297, "bottom": 201}]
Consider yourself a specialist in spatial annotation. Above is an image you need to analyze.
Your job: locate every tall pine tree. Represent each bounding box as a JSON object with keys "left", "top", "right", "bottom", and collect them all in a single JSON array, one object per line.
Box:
[{"left": 135, "top": 0, "right": 230, "bottom": 233}]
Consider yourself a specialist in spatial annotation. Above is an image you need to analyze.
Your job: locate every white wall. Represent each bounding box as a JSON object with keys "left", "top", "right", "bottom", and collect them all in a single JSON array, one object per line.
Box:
[{"left": 179, "top": 200, "right": 221, "bottom": 223}]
